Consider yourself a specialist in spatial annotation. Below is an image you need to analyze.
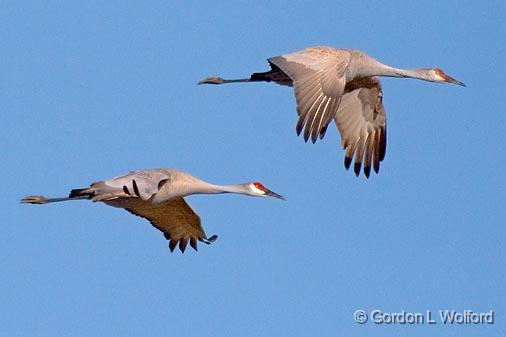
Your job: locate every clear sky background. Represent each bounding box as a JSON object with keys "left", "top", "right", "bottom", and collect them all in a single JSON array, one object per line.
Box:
[{"left": 1, "top": 1, "right": 505, "bottom": 336}]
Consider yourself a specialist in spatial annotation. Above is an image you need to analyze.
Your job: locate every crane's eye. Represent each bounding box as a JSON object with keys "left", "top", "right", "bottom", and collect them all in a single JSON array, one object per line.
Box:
[
  {"left": 434, "top": 68, "right": 446, "bottom": 78},
  {"left": 253, "top": 182, "right": 266, "bottom": 191}
]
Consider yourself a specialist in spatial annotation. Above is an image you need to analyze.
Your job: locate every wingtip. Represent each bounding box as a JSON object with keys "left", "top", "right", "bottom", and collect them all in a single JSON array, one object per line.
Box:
[
  {"left": 179, "top": 238, "right": 188, "bottom": 253},
  {"left": 319, "top": 128, "right": 327, "bottom": 140},
  {"left": 168, "top": 236, "right": 218, "bottom": 253},
  {"left": 364, "top": 166, "right": 371, "bottom": 178},
  {"left": 373, "top": 161, "right": 380, "bottom": 174},
  {"left": 190, "top": 237, "right": 198, "bottom": 251},
  {"left": 168, "top": 240, "right": 178, "bottom": 252},
  {"left": 318, "top": 118, "right": 333, "bottom": 140},
  {"left": 295, "top": 124, "right": 303, "bottom": 137},
  {"left": 354, "top": 162, "right": 362, "bottom": 177},
  {"left": 344, "top": 157, "right": 352, "bottom": 170}
]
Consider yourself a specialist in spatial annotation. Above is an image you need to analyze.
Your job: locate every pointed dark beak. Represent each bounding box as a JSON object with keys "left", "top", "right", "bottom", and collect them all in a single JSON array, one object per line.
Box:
[
  {"left": 265, "top": 188, "right": 286, "bottom": 201},
  {"left": 445, "top": 75, "right": 466, "bottom": 87}
]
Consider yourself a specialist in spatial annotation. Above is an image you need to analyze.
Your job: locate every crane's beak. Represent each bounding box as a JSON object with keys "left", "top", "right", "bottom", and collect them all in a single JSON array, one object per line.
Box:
[
  {"left": 445, "top": 74, "right": 466, "bottom": 87},
  {"left": 265, "top": 188, "right": 286, "bottom": 201}
]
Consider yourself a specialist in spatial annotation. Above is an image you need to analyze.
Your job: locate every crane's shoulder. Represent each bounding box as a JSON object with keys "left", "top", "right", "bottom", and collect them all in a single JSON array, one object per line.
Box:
[
  {"left": 278, "top": 46, "right": 353, "bottom": 71},
  {"left": 282, "top": 46, "right": 371, "bottom": 60},
  {"left": 107, "top": 168, "right": 184, "bottom": 183},
  {"left": 293, "top": 46, "right": 351, "bottom": 58}
]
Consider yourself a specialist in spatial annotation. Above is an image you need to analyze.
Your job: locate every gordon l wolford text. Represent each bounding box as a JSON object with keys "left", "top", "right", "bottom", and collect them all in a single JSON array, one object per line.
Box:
[{"left": 370, "top": 309, "right": 494, "bottom": 324}]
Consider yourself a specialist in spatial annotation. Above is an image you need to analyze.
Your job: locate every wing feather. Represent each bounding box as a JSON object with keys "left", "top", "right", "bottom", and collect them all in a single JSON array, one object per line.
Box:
[
  {"left": 363, "top": 130, "right": 375, "bottom": 178},
  {"left": 296, "top": 84, "right": 325, "bottom": 135},
  {"left": 104, "top": 197, "right": 215, "bottom": 253},
  {"left": 353, "top": 132, "right": 367, "bottom": 176},
  {"left": 334, "top": 77, "right": 387, "bottom": 177},
  {"left": 269, "top": 47, "right": 350, "bottom": 142}
]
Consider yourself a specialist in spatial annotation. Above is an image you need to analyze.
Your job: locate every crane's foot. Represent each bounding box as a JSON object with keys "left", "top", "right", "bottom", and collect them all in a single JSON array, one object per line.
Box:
[
  {"left": 20, "top": 195, "right": 49, "bottom": 204},
  {"left": 198, "top": 76, "right": 225, "bottom": 85}
]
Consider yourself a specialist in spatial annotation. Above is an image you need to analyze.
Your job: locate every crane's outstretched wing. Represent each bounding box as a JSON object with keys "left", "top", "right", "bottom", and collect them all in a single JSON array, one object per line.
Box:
[
  {"left": 334, "top": 77, "right": 387, "bottom": 178},
  {"left": 268, "top": 47, "right": 350, "bottom": 143},
  {"left": 104, "top": 197, "right": 217, "bottom": 253}
]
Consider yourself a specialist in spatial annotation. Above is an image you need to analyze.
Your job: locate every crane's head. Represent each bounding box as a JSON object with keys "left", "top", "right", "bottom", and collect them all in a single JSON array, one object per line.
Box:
[
  {"left": 431, "top": 68, "right": 466, "bottom": 86},
  {"left": 247, "top": 182, "right": 285, "bottom": 200}
]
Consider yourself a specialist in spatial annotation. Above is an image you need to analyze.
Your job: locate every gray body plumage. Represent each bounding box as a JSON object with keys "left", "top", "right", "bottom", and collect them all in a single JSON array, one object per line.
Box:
[{"left": 89, "top": 169, "right": 216, "bottom": 202}]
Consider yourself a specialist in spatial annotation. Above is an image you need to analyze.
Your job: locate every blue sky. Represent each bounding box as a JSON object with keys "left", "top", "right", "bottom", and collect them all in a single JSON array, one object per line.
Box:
[{"left": 1, "top": 1, "right": 505, "bottom": 336}]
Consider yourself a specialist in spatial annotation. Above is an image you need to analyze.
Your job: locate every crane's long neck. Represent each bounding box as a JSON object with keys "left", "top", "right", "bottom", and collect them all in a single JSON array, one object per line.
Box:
[
  {"left": 378, "top": 66, "right": 431, "bottom": 80},
  {"left": 361, "top": 58, "right": 432, "bottom": 81},
  {"left": 191, "top": 180, "right": 247, "bottom": 195},
  {"left": 137, "top": 178, "right": 250, "bottom": 204}
]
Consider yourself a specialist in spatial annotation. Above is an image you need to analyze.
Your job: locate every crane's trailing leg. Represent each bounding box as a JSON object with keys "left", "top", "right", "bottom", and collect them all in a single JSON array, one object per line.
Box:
[
  {"left": 20, "top": 194, "right": 89, "bottom": 204},
  {"left": 21, "top": 187, "right": 94, "bottom": 204},
  {"left": 198, "top": 63, "right": 292, "bottom": 86},
  {"left": 198, "top": 76, "right": 251, "bottom": 85}
]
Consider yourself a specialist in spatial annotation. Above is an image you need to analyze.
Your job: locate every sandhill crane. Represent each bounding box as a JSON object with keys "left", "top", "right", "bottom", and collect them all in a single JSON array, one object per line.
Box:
[
  {"left": 21, "top": 168, "right": 284, "bottom": 253},
  {"left": 199, "top": 46, "right": 465, "bottom": 177}
]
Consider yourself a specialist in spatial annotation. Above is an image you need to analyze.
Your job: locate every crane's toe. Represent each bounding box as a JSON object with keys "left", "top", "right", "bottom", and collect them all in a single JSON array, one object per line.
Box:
[
  {"left": 198, "top": 76, "right": 225, "bottom": 85},
  {"left": 20, "top": 195, "right": 48, "bottom": 204}
]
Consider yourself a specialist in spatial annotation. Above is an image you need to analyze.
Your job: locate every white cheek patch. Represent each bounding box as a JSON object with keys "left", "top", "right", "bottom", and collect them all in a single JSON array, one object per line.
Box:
[
  {"left": 434, "top": 70, "right": 446, "bottom": 81},
  {"left": 251, "top": 184, "right": 266, "bottom": 194}
]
